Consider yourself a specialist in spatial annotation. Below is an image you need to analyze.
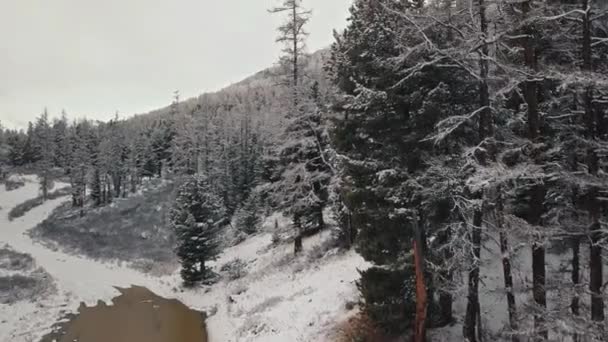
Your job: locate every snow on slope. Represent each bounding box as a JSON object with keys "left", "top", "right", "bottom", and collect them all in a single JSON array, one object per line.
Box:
[
  {"left": 0, "top": 176, "right": 169, "bottom": 341},
  {"left": 432, "top": 230, "right": 578, "bottom": 341},
  {"left": 0, "top": 176, "right": 368, "bottom": 342},
  {"left": 193, "top": 231, "right": 369, "bottom": 342}
]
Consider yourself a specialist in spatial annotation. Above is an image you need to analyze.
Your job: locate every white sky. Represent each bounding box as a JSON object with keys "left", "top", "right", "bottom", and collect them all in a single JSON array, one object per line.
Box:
[{"left": 0, "top": 0, "right": 352, "bottom": 129}]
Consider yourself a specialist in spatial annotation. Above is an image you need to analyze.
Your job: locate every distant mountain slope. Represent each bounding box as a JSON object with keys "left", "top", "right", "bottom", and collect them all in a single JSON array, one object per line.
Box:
[{"left": 130, "top": 49, "right": 332, "bottom": 131}]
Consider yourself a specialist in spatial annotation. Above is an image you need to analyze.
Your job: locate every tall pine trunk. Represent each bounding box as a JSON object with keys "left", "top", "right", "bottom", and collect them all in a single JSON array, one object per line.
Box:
[
  {"left": 531, "top": 185, "right": 547, "bottom": 341},
  {"left": 497, "top": 186, "right": 519, "bottom": 342},
  {"left": 438, "top": 224, "right": 453, "bottom": 326},
  {"left": 464, "top": 1, "right": 492, "bottom": 339},
  {"left": 521, "top": 1, "right": 547, "bottom": 339},
  {"left": 571, "top": 237, "right": 580, "bottom": 342},
  {"left": 413, "top": 217, "right": 428, "bottom": 342},
  {"left": 464, "top": 209, "right": 483, "bottom": 342},
  {"left": 581, "top": 0, "right": 604, "bottom": 324},
  {"left": 294, "top": 214, "right": 303, "bottom": 255}
]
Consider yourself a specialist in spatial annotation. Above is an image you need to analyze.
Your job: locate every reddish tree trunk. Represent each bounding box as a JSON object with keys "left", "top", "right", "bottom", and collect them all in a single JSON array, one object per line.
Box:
[{"left": 413, "top": 238, "right": 427, "bottom": 342}]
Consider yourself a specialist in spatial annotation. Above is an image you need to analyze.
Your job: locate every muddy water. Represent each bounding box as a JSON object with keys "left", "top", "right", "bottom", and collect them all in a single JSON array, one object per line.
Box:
[{"left": 41, "top": 286, "right": 207, "bottom": 342}]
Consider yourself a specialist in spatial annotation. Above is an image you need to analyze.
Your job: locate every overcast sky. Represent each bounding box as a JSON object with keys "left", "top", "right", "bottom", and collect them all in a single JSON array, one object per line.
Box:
[{"left": 0, "top": 0, "right": 352, "bottom": 129}]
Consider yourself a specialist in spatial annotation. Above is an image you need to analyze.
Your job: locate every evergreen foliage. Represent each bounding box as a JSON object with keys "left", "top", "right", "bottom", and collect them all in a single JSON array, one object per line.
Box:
[
  {"left": 234, "top": 191, "right": 262, "bottom": 235},
  {"left": 170, "top": 175, "right": 227, "bottom": 286}
]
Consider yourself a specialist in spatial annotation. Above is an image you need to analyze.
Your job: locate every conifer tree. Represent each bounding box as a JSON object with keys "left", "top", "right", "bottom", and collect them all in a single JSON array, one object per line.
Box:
[
  {"left": 52, "top": 111, "right": 70, "bottom": 169},
  {"left": 234, "top": 191, "right": 262, "bottom": 235},
  {"left": 170, "top": 175, "right": 227, "bottom": 286},
  {"left": 33, "top": 109, "right": 55, "bottom": 200},
  {"left": 274, "top": 82, "right": 332, "bottom": 254}
]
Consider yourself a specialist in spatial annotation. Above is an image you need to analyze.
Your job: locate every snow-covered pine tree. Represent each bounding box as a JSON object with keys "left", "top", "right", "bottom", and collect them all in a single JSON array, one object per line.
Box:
[
  {"left": 128, "top": 130, "right": 152, "bottom": 189},
  {"left": 269, "top": 0, "right": 311, "bottom": 109},
  {"left": 171, "top": 110, "right": 199, "bottom": 175},
  {"left": 234, "top": 190, "right": 262, "bottom": 235},
  {"left": 5, "top": 129, "right": 28, "bottom": 167},
  {"left": 67, "top": 120, "right": 92, "bottom": 209},
  {"left": 170, "top": 175, "right": 227, "bottom": 286},
  {"left": 87, "top": 124, "right": 104, "bottom": 206},
  {"left": 52, "top": 111, "right": 70, "bottom": 169},
  {"left": 149, "top": 119, "right": 174, "bottom": 178},
  {"left": 274, "top": 82, "right": 332, "bottom": 254},
  {"left": 328, "top": 0, "right": 488, "bottom": 334},
  {"left": 106, "top": 116, "right": 129, "bottom": 199},
  {"left": 270, "top": 1, "right": 333, "bottom": 254},
  {"left": 33, "top": 109, "right": 55, "bottom": 200}
]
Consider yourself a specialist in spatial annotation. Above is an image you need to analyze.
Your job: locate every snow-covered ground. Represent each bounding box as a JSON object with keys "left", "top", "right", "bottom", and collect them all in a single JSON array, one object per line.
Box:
[{"left": 0, "top": 175, "right": 368, "bottom": 341}]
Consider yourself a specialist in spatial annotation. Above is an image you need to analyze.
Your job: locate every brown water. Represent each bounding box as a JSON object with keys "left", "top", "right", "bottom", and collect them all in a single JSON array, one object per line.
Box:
[{"left": 40, "top": 286, "right": 207, "bottom": 342}]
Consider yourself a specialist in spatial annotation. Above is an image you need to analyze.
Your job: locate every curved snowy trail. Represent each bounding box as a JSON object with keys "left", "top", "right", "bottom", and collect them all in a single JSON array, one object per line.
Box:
[
  {"left": 0, "top": 176, "right": 369, "bottom": 342},
  {"left": 0, "top": 177, "right": 175, "bottom": 342}
]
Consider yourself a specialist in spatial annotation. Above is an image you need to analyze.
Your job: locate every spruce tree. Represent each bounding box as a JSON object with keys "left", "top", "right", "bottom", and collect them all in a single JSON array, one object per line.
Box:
[
  {"left": 234, "top": 191, "right": 262, "bottom": 235},
  {"left": 170, "top": 175, "right": 227, "bottom": 286},
  {"left": 274, "top": 83, "right": 332, "bottom": 254},
  {"left": 328, "top": 0, "right": 479, "bottom": 333},
  {"left": 33, "top": 110, "right": 55, "bottom": 200}
]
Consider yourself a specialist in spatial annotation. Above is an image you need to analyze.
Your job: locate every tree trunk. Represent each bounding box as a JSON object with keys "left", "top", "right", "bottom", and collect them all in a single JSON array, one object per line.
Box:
[
  {"left": 318, "top": 205, "right": 325, "bottom": 231},
  {"left": 464, "top": 209, "right": 483, "bottom": 342},
  {"left": 294, "top": 234, "right": 302, "bottom": 255},
  {"left": 343, "top": 203, "right": 353, "bottom": 249},
  {"left": 478, "top": 0, "right": 492, "bottom": 139},
  {"left": 439, "top": 290, "right": 453, "bottom": 326},
  {"left": 590, "top": 220, "right": 604, "bottom": 322},
  {"left": 464, "top": 0, "right": 492, "bottom": 337},
  {"left": 589, "top": 183, "right": 604, "bottom": 323},
  {"left": 436, "top": 222, "right": 453, "bottom": 326},
  {"left": 294, "top": 214, "right": 303, "bottom": 255},
  {"left": 531, "top": 184, "right": 547, "bottom": 341},
  {"left": 497, "top": 186, "right": 519, "bottom": 342},
  {"left": 520, "top": 1, "right": 547, "bottom": 339},
  {"left": 571, "top": 237, "right": 580, "bottom": 342},
  {"left": 413, "top": 219, "right": 428, "bottom": 342},
  {"left": 581, "top": 0, "right": 604, "bottom": 324},
  {"left": 41, "top": 170, "right": 48, "bottom": 201},
  {"left": 70, "top": 175, "right": 78, "bottom": 207}
]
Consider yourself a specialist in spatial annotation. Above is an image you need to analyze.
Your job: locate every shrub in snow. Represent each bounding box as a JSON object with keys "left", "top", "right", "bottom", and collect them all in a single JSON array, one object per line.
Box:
[
  {"left": 271, "top": 231, "right": 281, "bottom": 245},
  {"left": 0, "top": 269, "right": 54, "bottom": 305},
  {"left": 306, "top": 239, "right": 334, "bottom": 261},
  {"left": 248, "top": 296, "right": 283, "bottom": 314},
  {"left": 0, "top": 246, "right": 35, "bottom": 271},
  {"left": 220, "top": 258, "right": 247, "bottom": 280},
  {"left": 357, "top": 266, "right": 416, "bottom": 335},
  {"left": 272, "top": 82, "right": 333, "bottom": 255},
  {"left": 231, "top": 230, "right": 248, "bottom": 246},
  {"left": 8, "top": 186, "right": 71, "bottom": 221},
  {"left": 4, "top": 178, "right": 25, "bottom": 191}
]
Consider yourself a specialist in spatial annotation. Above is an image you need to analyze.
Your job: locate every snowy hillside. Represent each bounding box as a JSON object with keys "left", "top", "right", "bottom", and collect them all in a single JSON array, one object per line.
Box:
[
  {"left": 0, "top": 177, "right": 368, "bottom": 342},
  {"left": 194, "top": 229, "right": 369, "bottom": 342}
]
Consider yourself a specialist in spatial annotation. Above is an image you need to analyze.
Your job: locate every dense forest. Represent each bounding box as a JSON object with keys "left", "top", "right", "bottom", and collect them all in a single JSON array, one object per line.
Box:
[{"left": 1, "top": 0, "right": 608, "bottom": 341}]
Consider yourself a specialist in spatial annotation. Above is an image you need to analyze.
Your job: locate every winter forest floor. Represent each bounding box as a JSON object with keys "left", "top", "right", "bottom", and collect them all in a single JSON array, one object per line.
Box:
[
  {"left": 30, "top": 178, "right": 179, "bottom": 275},
  {"left": 0, "top": 175, "right": 591, "bottom": 342},
  {"left": 0, "top": 174, "right": 368, "bottom": 342}
]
